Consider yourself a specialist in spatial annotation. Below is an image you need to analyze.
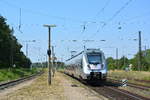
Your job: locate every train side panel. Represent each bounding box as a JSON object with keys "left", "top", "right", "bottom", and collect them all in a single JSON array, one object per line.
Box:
[{"left": 65, "top": 49, "right": 107, "bottom": 81}]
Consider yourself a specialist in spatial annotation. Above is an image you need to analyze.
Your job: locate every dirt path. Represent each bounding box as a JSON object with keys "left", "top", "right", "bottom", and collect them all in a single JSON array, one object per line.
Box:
[
  {"left": 61, "top": 73, "right": 107, "bottom": 100},
  {"left": 0, "top": 71, "right": 107, "bottom": 100},
  {"left": 0, "top": 77, "right": 37, "bottom": 97}
]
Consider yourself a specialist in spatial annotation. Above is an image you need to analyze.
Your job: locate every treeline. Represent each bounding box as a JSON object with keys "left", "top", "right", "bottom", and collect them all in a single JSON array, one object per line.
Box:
[
  {"left": 107, "top": 49, "right": 150, "bottom": 71},
  {"left": 32, "top": 61, "right": 64, "bottom": 68},
  {"left": 0, "top": 16, "right": 31, "bottom": 68}
]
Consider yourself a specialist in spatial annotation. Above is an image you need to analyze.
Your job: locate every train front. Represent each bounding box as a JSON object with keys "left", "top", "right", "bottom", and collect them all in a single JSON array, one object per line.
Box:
[{"left": 83, "top": 50, "right": 107, "bottom": 80}]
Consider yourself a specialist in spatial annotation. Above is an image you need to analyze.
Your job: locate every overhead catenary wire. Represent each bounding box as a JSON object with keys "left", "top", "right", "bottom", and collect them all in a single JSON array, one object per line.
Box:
[
  {"left": 0, "top": 0, "right": 89, "bottom": 24},
  {"left": 18, "top": 8, "right": 23, "bottom": 33},
  {"left": 19, "top": 8, "right": 21, "bottom": 29},
  {"left": 94, "top": 0, "right": 111, "bottom": 19},
  {"left": 123, "top": 11, "right": 150, "bottom": 22},
  {"left": 81, "top": 0, "right": 111, "bottom": 40},
  {"left": 1, "top": 0, "right": 98, "bottom": 40},
  {"left": 81, "top": 22, "right": 87, "bottom": 33},
  {"left": 1, "top": 0, "right": 148, "bottom": 46},
  {"left": 0, "top": 0, "right": 105, "bottom": 28},
  {"left": 101, "top": 0, "right": 133, "bottom": 28},
  {"left": 1, "top": 0, "right": 140, "bottom": 41},
  {"left": 88, "top": 0, "right": 134, "bottom": 40},
  {"left": 0, "top": 0, "right": 145, "bottom": 32},
  {"left": 76, "top": 0, "right": 111, "bottom": 40},
  {"left": 78, "top": 21, "right": 96, "bottom": 40},
  {"left": 1, "top": 0, "right": 149, "bottom": 62},
  {"left": 107, "top": 0, "right": 134, "bottom": 24},
  {"left": 0, "top": 0, "right": 86, "bottom": 39},
  {"left": 0, "top": 0, "right": 107, "bottom": 41}
]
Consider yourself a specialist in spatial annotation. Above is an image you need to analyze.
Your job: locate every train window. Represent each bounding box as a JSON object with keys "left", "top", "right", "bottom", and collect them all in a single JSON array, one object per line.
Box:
[{"left": 87, "top": 54, "right": 102, "bottom": 64}]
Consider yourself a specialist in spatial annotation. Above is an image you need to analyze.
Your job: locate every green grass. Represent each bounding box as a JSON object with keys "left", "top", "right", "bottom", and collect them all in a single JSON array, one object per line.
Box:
[
  {"left": 108, "top": 70, "right": 150, "bottom": 86},
  {"left": 0, "top": 68, "right": 41, "bottom": 82},
  {"left": 108, "top": 70, "right": 150, "bottom": 81}
]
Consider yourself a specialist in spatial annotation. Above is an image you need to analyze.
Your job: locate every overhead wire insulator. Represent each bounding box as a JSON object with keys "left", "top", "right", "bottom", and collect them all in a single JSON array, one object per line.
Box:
[{"left": 18, "top": 8, "right": 23, "bottom": 33}]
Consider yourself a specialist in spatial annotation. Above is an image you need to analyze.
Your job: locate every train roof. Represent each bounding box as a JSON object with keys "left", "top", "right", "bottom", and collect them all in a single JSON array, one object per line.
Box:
[
  {"left": 85, "top": 48, "right": 102, "bottom": 53},
  {"left": 66, "top": 48, "right": 103, "bottom": 61}
]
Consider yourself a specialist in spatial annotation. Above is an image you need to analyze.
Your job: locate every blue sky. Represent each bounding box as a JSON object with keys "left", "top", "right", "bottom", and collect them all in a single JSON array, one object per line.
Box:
[{"left": 0, "top": 0, "right": 150, "bottom": 62}]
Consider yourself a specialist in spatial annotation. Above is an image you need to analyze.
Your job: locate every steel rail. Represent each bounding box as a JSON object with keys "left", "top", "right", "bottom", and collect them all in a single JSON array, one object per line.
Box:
[
  {"left": 106, "top": 86, "right": 144, "bottom": 100},
  {"left": 0, "top": 71, "right": 44, "bottom": 90},
  {"left": 63, "top": 72, "right": 150, "bottom": 100},
  {"left": 107, "top": 78, "right": 150, "bottom": 91}
]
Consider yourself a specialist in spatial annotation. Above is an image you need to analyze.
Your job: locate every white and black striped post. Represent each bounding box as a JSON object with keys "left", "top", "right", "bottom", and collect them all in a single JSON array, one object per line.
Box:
[{"left": 121, "top": 79, "right": 127, "bottom": 87}]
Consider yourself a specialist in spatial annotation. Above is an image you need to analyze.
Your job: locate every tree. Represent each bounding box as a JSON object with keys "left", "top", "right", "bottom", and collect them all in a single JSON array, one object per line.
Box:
[
  {"left": 143, "top": 49, "right": 150, "bottom": 71},
  {"left": 0, "top": 16, "right": 31, "bottom": 68},
  {"left": 129, "top": 49, "right": 150, "bottom": 71},
  {"left": 106, "top": 49, "right": 150, "bottom": 71},
  {"left": 106, "top": 57, "right": 116, "bottom": 70},
  {"left": 118, "top": 56, "right": 129, "bottom": 70}
]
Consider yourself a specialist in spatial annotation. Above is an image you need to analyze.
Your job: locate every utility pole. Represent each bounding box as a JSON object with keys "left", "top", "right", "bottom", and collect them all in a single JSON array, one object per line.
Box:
[
  {"left": 116, "top": 48, "right": 119, "bottom": 69},
  {"left": 23, "top": 40, "right": 36, "bottom": 69},
  {"left": 144, "top": 45, "right": 147, "bottom": 51},
  {"left": 123, "top": 55, "right": 126, "bottom": 68},
  {"left": 23, "top": 40, "right": 36, "bottom": 57},
  {"left": 10, "top": 28, "right": 14, "bottom": 68},
  {"left": 44, "top": 24, "right": 56, "bottom": 85},
  {"left": 138, "top": 31, "right": 142, "bottom": 71}
]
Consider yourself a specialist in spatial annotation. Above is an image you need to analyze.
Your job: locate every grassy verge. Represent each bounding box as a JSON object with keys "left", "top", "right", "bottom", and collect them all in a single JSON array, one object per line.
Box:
[
  {"left": 0, "top": 69, "right": 65, "bottom": 100},
  {"left": 0, "top": 68, "right": 42, "bottom": 82},
  {"left": 108, "top": 70, "right": 150, "bottom": 86}
]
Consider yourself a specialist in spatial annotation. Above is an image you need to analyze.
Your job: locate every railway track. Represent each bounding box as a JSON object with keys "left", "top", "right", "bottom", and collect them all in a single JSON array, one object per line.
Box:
[
  {"left": 90, "top": 84, "right": 149, "bottom": 100},
  {"left": 0, "top": 71, "right": 44, "bottom": 90},
  {"left": 107, "top": 78, "right": 150, "bottom": 91},
  {"left": 63, "top": 72, "right": 150, "bottom": 100}
]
